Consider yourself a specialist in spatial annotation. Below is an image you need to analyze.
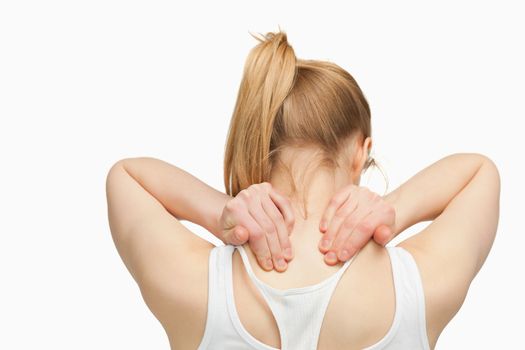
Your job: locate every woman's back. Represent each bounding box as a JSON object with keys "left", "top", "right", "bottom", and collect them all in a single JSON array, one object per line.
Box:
[{"left": 190, "top": 223, "right": 435, "bottom": 350}]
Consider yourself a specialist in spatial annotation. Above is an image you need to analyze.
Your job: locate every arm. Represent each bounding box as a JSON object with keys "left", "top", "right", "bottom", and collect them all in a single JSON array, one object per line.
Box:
[
  {"left": 116, "top": 157, "right": 296, "bottom": 271},
  {"left": 119, "top": 157, "right": 231, "bottom": 241},
  {"left": 106, "top": 158, "right": 221, "bottom": 340},
  {"left": 381, "top": 153, "right": 491, "bottom": 240},
  {"left": 384, "top": 152, "right": 500, "bottom": 339}
]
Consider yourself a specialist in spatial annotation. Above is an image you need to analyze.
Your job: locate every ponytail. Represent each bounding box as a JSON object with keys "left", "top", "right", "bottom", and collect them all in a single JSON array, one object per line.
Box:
[{"left": 224, "top": 31, "right": 297, "bottom": 196}]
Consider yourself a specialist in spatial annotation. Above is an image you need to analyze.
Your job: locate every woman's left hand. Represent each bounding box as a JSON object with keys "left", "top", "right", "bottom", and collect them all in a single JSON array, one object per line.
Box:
[
  {"left": 219, "top": 182, "right": 295, "bottom": 272},
  {"left": 318, "top": 184, "right": 396, "bottom": 264}
]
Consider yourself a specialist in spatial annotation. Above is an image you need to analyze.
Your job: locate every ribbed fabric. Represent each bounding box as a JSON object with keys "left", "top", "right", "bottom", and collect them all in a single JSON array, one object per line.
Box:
[{"left": 197, "top": 244, "right": 430, "bottom": 350}]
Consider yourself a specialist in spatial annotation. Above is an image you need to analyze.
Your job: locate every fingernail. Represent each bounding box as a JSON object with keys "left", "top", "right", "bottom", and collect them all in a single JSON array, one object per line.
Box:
[
  {"left": 320, "top": 239, "right": 330, "bottom": 250},
  {"left": 326, "top": 251, "right": 337, "bottom": 263},
  {"left": 284, "top": 247, "right": 293, "bottom": 259},
  {"left": 277, "top": 258, "right": 286, "bottom": 269},
  {"left": 265, "top": 258, "right": 273, "bottom": 269},
  {"left": 339, "top": 249, "right": 350, "bottom": 261}
]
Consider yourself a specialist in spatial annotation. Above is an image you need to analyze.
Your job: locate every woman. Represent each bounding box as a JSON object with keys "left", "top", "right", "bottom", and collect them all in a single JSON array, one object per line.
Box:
[{"left": 105, "top": 31, "right": 500, "bottom": 349}]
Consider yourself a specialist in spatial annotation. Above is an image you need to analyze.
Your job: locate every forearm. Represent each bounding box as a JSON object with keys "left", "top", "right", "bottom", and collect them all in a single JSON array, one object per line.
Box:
[
  {"left": 119, "top": 157, "right": 231, "bottom": 239},
  {"left": 382, "top": 153, "right": 487, "bottom": 237}
]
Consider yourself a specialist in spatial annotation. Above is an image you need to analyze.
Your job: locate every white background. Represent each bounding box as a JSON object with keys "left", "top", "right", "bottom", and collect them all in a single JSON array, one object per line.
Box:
[{"left": 1, "top": 1, "right": 523, "bottom": 349}]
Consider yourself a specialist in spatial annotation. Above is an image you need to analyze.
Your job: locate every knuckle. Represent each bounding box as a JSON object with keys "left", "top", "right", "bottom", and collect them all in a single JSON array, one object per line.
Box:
[
  {"left": 270, "top": 213, "right": 281, "bottom": 223},
  {"left": 262, "top": 182, "right": 272, "bottom": 190},
  {"left": 266, "top": 228, "right": 277, "bottom": 236},
  {"left": 331, "top": 238, "right": 343, "bottom": 251},
  {"left": 251, "top": 230, "right": 264, "bottom": 239},
  {"left": 357, "top": 221, "right": 373, "bottom": 233},
  {"left": 342, "top": 219, "right": 355, "bottom": 230},
  {"left": 254, "top": 182, "right": 270, "bottom": 194},
  {"left": 344, "top": 240, "right": 358, "bottom": 253},
  {"left": 334, "top": 210, "right": 347, "bottom": 219},
  {"left": 263, "top": 222, "right": 276, "bottom": 235},
  {"left": 269, "top": 209, "right": 282, "bottom": 221},
  {"left": 225, "top": 200, "right": 237, "bottom": 211},
  {"left": 329, "top": 197, "right": 339, "bottom": 207}
]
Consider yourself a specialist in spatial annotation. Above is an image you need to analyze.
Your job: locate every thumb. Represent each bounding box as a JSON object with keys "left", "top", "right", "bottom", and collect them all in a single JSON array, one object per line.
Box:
[
  {"left": 224, "top": 226, "right": 249, "bottom": 245},
  {"left": 373, "top": 224, "right": 392, "bottom": 246}
]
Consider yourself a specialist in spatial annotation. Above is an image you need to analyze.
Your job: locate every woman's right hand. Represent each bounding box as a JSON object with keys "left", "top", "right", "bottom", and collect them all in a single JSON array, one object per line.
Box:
[
  {"left": 318, "top": 185, "right": 396, "bottom": 264},
  {"left": 219, "top": 182, "right": 295, "bottom": 272}
]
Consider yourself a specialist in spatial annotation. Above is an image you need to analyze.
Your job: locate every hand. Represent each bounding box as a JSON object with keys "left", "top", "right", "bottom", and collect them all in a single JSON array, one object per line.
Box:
[
  {"left": 219, "top": 182, "right": 295, "bottom": 272},
  {"left": 318, "top": 184, "right": 395, "bottom": 265}
]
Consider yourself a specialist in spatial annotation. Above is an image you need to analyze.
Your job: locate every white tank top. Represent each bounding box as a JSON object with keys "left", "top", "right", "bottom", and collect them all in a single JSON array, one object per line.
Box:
[{"left": 197, "top": 244, "right": 431, "bottom": 350}]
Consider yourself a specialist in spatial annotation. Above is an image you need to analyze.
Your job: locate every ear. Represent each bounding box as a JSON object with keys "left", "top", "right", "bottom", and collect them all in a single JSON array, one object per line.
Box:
[
  {"left": 352, "top": 136, "right": 372, "bottom": 183},
  {"left": 356, "top": 137, "right": 372, "bottom": 174},
  {"left": 363, "top": 136, "right": 372, "bottom": 165}
]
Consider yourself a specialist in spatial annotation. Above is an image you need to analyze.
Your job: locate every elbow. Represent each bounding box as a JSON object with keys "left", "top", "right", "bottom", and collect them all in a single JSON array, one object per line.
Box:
[
  {"left": 480, "top": 154, "right": 501, "bottom": 237},
  {"left": 479, "top": 154, "right": 501, "bottom": 191},
  {"left": 461, "top": 153, "right": 501, "bottom": 189},
  {"left": 106, "top": 160, "right": 125, "bottom": 183}
]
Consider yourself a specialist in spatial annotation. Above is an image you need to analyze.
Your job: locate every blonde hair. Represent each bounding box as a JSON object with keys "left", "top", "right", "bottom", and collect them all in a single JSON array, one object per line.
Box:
[{"left": 224, "top": 30, "right": 382, "bottom": 208}]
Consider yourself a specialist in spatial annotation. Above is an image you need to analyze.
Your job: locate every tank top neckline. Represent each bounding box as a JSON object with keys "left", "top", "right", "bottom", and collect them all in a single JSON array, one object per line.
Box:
[{"left": 235, "top": 244, "right": 356, "bottom": 296}]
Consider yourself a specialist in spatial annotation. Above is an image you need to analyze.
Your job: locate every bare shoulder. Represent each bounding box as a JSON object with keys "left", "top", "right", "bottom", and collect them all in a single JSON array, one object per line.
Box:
[
  {"left": 148, "top": 241, "right": 214, "bottom": 350},
  {"left": 396, "top": 240, "right": 463, "bottom": 348},
  {"left": 393, "top": 157, "right": 500, "bottom": 345},
  {"left": 106, "top": 161, "right": 217, "bottom": 348}
]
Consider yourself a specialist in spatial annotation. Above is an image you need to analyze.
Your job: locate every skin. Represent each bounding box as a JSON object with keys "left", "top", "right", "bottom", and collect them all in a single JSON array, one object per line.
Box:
[
  {"left": 106, "top": 150, "right": 500, "bottom": 349},
  {"left": 220, "top": 135, "right": 395, "bottom": 272}
]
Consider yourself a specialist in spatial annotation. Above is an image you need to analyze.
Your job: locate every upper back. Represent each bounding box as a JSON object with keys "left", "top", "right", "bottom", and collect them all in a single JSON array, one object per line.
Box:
[{"left": 193, "top": 240, "right": 434, "bottom": 350}]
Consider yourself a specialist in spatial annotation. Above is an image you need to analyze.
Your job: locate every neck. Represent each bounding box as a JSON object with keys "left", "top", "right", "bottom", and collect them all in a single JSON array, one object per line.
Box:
[
  {"left": 263, "top": 164, "right": 357, "bottom": 268},
  {"left": 269, "top": 165, "right": 356, "bottom": 224},
  {"left": 240, "top": 166, "right": 358, "bottom": 273},
  {"left": 241, "top": 146, "right": 362, "bottom": 270}
]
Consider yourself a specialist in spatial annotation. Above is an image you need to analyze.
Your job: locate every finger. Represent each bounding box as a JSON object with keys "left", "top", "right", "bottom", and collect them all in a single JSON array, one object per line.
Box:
[
  {"left": 268, "top": 187, "right": 295, "bottom": 233},
  {"left": 319, "top": 186, "right": 353, "bottom": 232},
  {"left": 331, "top": 205, "right": 372, "bottom": 252},
  {"left": 261, "top": 195, "right": 293, "bottom": 262},
  {"left": 319, "top": 198, "right": 358, "bottom": 254},
  {"left": 239, "top": 212, "right": 273, "bottom": 271},
  {"left": 248, "top": 199, "right": 287, "bottom": 272},
  {"left": 327, "top": 206, "right": 372, "bottom": 264},
  {"left": 338, "top": 212, "right": 378, "bottom": 261}
]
